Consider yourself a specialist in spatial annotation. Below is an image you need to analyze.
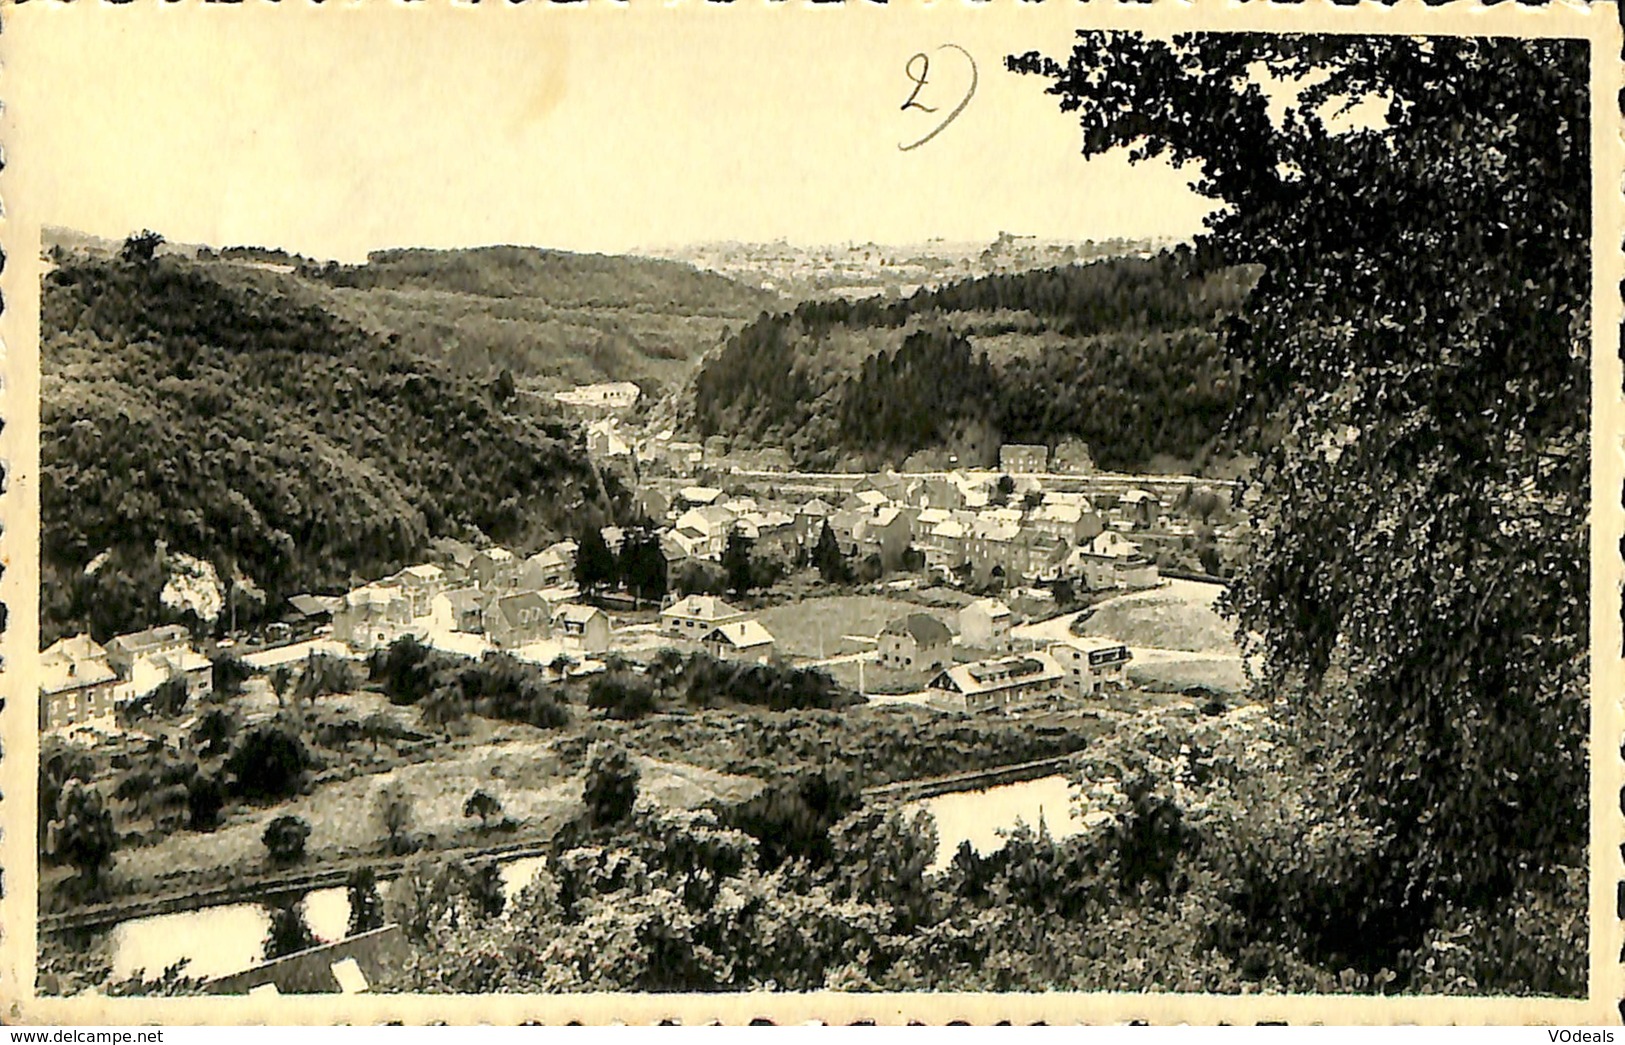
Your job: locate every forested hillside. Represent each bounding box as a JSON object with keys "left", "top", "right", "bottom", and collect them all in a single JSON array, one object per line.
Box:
[
  {"left": 301, "top": 246, "right": 781, "bottom": 389},
  {"left": 685, "top": 253, "right": 1256, "bottom": 471},
  {"left": 41, "top": 251, "right": 629, "bottom": 643}
]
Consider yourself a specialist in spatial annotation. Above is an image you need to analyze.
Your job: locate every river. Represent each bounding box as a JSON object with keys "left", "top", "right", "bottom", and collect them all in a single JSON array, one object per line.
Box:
[
  {"left": 904, "top": 774, "right": 1085, "bottom": 872},
  {"left": 108, "top": 778, "right": 1079, "bottom": 980},
  {"left": 107, "top": 855, "right": 549, "bottom": 983}
]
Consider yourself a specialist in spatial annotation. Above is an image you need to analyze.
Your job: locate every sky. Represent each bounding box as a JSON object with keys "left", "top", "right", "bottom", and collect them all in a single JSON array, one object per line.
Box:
[{"left": 9, "top": 4, "right": 1221, "bottom": 261}]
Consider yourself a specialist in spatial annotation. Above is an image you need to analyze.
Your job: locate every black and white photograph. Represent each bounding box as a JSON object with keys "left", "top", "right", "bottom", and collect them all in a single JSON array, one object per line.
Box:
[{"left": 4, "top": 0, "right": 1620, "bottom": 1024}]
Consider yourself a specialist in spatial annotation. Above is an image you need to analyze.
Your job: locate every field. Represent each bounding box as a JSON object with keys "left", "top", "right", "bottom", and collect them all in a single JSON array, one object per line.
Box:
[
  {"left": 1071, "top": 579, "right": 1239, "bottom": 654},
  {"left": 754, "top": 594, "right": 946, "bottom": 659}
]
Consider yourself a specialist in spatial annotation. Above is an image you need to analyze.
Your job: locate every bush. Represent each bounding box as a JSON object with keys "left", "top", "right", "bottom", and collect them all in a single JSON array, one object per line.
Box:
[
  {"left": 373, "top": 778, "right": 418, "bottom": 856},
  {"left": 586, "top": 672, "right": 658, "bottom": 721},
  {"left": 262, "top": 815, "right": 311, "bottom": 864},
  {"left": 583, "top": 743, "right": 640, "bottom": 828},
  {"left": 226, "top": 725, "right": 309, "bottom": 801}
]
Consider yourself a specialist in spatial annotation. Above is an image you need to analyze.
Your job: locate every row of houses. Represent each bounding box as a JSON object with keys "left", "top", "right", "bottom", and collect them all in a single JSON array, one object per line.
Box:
[
  {"left": 40, "top": 624, "right": 213, "bottom": 732},
  {"left": 331, "top": 553, "right": 613, "bottom": 655}
]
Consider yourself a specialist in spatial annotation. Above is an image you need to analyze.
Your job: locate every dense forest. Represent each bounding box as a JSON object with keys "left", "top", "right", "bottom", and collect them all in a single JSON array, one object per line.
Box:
[
  {"left": 686, "top": 253, "right": 1255, "bottom": 471},
  {"left": 40, "top": 250, "right": 630, "bottom": 642}
]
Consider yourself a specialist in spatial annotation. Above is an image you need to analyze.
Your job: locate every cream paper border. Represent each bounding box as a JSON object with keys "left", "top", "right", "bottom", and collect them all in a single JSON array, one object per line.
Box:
[{"left": 1, "top": 0, "right": 1619, "bottom": 1025}]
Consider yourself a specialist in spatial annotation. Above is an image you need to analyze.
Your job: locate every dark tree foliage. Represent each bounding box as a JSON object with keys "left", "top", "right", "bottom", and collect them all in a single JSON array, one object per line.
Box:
[
  {"left": 722, "top": 528, "right": 757, "bottom": 595},
  {"left": 41, "top": 252, "right": 623, "bottom": 642},
  {"left": 686, "top": 254, "right": 1253, "bottom": 470},
  {"left": 813, "top": 521, "right": 850, "bottom": 585},
  {"left": 186, "top": 773, "right": 225, "bottom": 832},
  {"left": 190, "top": 711, "right": 240, "bottom": 760},
  {"left": 346, "top": 866, "right": 387, "bottom": 937},
  {"left": 46, "top": 781, "right": 117, "bottom": 889},
  {"left": 226, "top": 726, "right": 309, "bottom": 802},
  {"left": 261, "top": 814, "right": 311, "bottom": 864},
  {"left": 120, "top": 230, "right": 164, "bottom": 265},
  {"left": 722, "top": 769, "right": 863, "bottom": 870},
  {"left": 586, "top": 670, "right": 659, "bottom": 721},
  {"left": 263, "top": 900, "right": 318, "bottom": 962},
  {"left": 583, "top": 743, "right": 641, "bottom": 828},
  {"left": 616, "top": 526, "right": 668, "bottom": 604},
  {"left": 463, "top": 789, "right": 503, "bottom": 830},
  {"left": 210, "top": 653, "right": 253, "bottom": 701},
  {"left": 1012, "top": 34, "right": 1588, "bottom": 921},
  {"left": 574, "top": 524, "right": 618, "bottom": 595},
  {"left": 370, "top": 639, "right": 570, "bottom": 730}
]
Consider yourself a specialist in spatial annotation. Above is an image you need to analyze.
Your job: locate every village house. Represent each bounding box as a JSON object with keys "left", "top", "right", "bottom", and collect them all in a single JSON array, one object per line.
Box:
[
  {"left": 999, "top": 444, "right": 1050, "bottom": 474},
  {"left": 520, "top": 541, "right": 577, "bottom": 592},
  {"left": 918, "top": 477, "right": 966, "bottom": 511},
  {"left": 1028, "top": 501, "right": 1106, "bottom": 545},
  {"left": 107, "top": 624, "right": 213, "bottom": 703},
  {"left": 552, "top": 380, "right": 641, "bottom": 414},
  {"left": 701, "top": 619, "right": 777, "bottom": 664},
  {"left": 631, "top": 487, "right": 672, "bottom": 524},
  {"left": 841, "top": 488, "right": 892, "bottom": 514},
  {"left": 959, "top": 598, "right": 1015, "bottom": 652},
  {"left": 921, "top": 516, "right": 970, "bottom": 579},
  {"left": 334, "top": 584, "right": 414, "bottom": 651},
  {"left": 673, "top": 505, "right": 737, "bottom": 560},
  {"left": 877, "top": 613, "right": 954, "bottom": 672},
  {"left": 659, "top": 531, "right": 698, "bottom": 588},
  {"left": 483, "top": 592, "right": 554, "bottom": 649},
  {"left": 677, "top": 485, "right": 726, "bottom": 509},
  {"left": 1051, "top": 439, "right": 1096, "bottom": 475},
  {"left": 586, "top": 418, "right": 633, "bottom": 459},
  {"left": 388, "top": 564, "right": 446, "bottom": 617},
  {"left": 1120, "top": 489, "right": 1163, "bottom": 529},
  {"left": 853, "top": 505, "right": 915, "bottom": 570},
  {"left": 1068, "top": 531, "right": 1160, "bottom": 591},
  {"left": 470, "top": 547, "right": 520, "bottom": 592},
  {"left": 105, "top": 624, "right": 192, "bottom": 679},
  {"left": 661, "top": 594, "right": 748, "bottom": 638},
  {"left": 1048, "top": 637, "right": 1133, "bottom": 696},
  {"left": 553, "top": 603, "right": 612, "bottom": 653},
  {"left": 793, "top": 498, "right": 835, "bottom": 546},
  {"left": 283, "top": 594, "right": 340, "bottom": 637},
  {"left": 39, "top": 634, "right": 119, "bottom": 731},
  {"left": 928, "top": 652, "right": 1066, "bottom": 714},
  {"left": 432, "top": 587, "right": 487, "bottom": 634}
]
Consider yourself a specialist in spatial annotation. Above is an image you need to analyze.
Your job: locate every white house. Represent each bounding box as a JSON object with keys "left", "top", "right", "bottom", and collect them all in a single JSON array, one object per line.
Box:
[
  {"left": 959, "top": 598, "right": 1015, "bottom": 651},
  {"left": 928, "top": 653, "right": 1065, "bottom": 714},
  {"left": 660, "top": 594, "right": 748, "bottom": 638},
  {"left": 701, "top": 619, "right": 777, "bottom": 664},
  {"left": 1048, "top": 637, "right": 1133, "bottom": 696}
]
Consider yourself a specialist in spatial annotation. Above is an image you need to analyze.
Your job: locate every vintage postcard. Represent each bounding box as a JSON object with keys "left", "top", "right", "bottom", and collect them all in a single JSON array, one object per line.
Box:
[{"left": 1, "top": 0, "right": 1621, "bottom": 1026}]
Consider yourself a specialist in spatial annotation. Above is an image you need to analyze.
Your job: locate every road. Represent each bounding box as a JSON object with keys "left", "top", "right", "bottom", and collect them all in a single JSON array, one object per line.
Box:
[{"left": 1011, "top": 578, "right": 1237, "bottom": 661}]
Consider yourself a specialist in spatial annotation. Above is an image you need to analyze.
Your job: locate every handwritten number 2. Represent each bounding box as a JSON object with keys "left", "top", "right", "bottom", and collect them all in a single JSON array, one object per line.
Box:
[
  {"left": 901, "top": 53, "right": 937, "bottom": 114},
  {"left": 899, "top": 44, "right": 977, "bottom": 152}
]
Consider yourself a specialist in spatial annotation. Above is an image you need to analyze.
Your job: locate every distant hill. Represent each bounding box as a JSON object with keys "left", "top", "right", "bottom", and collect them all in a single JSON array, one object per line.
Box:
[
  {"left": 684, "top": 252, "right": 1259, "bottom": 472},
  {"left": 43, "top": 231, "right": 782, "bottom": 393},
  {"left": 40, "top": 249, "right": 633, "bottom": 643}
]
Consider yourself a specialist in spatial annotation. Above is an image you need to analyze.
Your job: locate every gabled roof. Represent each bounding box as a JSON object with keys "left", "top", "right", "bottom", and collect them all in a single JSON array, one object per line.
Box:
[
  {"left": 286, "top": 594, "right": 340, "bottom": 618},
  {"left": 662, "top": 594, "right": 744, "bottom": 622},
  {"left": 554, "top": 603, "right": 606, "bottom": 625},
  {"left": 441, "top": 587, "right": 486, "bottom": 615},
  {"left": 702, "top": 619, "right": 776, "bottom": 649},
  {"left": 931, "top": 652, "right": 1063, "bottom": 696},
  {"left": 40, "top": 635, "right": 116, "bottom": 695},
  {"left": 881, "top": 613, "right": 953, "bottom": 647},
  {"left": 963, "top": 598, "right": 1012, "bottom": 620},
  {"left": 400, "top": 564, "right": 444, "bottom": 582},
  {"left": 798, "top": 497, "right": 834, "bottom": 516},
  {"left": 107, "top": 624, "right": 190, "bottom": 656},
  {"left": 490, "top": 592, "right": 552, "bottom": 628},
  {"left": 679, "top": 486, "right": 725, "bottom": 504},
  {"left": 479, "top": 547, "right": 516, "bottom": 563}
]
